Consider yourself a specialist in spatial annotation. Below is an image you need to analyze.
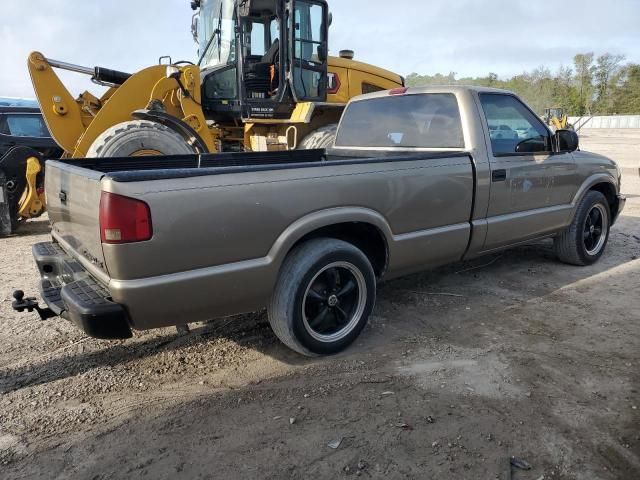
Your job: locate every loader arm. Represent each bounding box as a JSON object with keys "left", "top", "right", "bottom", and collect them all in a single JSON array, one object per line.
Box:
[
  {"left": 28, "top": 52, "right": 214, "bottom": 158},
  {"left": 28, "top": 52, "right": 88, "bottom": 154}
]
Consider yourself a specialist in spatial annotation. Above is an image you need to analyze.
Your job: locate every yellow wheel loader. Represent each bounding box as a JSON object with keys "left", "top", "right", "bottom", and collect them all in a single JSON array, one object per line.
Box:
[
  {"left": 544, "top": 107, "right": 574, "bottom": 132},
  {"left": 2, "top": 0, "right": 403, "bottom": 234}
]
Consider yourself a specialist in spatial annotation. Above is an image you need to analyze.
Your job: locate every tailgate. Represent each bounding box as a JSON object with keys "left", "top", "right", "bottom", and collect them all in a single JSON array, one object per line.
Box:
[{"left": 45, "top": 161, "right": 108, "bottom": 275}]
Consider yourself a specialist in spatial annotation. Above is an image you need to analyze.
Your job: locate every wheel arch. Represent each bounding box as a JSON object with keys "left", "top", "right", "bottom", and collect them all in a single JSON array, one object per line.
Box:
[
  {"left": 589, "top": 182, "right": 619, "bottom": 223},
  {"left": 131, "top": 109, "right": 209, "bottom": 153},
  {"left": 570, "top": 174, "right": 619, "bottom": 224},
  {"left": 268, "top": 208, "right": 392, "bottom": 279}
]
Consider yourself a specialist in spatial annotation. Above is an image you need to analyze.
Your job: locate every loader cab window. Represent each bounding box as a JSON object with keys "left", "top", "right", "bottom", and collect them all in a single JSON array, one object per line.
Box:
[
  {"left": 198, "top": 0, "right": 237, "bottom": 69},
  {"left": 241, "top": 8, "right": 282, "bottom": 101},
  {"left": 292, "top": 1, "right": 328, "bottom": 101},
  {"left": 270, "top": 19, "right": 280, "bottom": 43},
  {"left": 250, "top": 23, "right": 267, "bottom": 56},
  {"left": 199, "top": 0, "right": 239, "bottom": 103}
]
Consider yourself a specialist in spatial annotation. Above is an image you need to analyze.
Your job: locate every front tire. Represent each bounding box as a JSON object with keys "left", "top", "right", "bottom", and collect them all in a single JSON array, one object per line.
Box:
[
  {"left": 555, "top": 190, "right": 611, "bottom": 266},
  {"left": 87, "top": 120, "right": 196, "bottom": 157},
  {"left": 268, "top": 238, "right": 376, "bottom": 357}
]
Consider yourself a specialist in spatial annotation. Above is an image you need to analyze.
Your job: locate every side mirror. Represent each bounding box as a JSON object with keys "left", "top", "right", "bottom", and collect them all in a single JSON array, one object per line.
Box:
[
  {"left": 554, "top": 129, "right": 579, "bottom": 153},
  {"left": 328, "top": 12, "right": 333, "bottom": 27},
  {"left": 191, "top": 13, "right": 199, "bottom": 43}
]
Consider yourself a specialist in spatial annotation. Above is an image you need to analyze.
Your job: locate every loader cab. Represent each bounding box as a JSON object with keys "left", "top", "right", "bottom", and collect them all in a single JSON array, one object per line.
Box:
[
  {"left": 196, "top": 0, "right": 329, "bottom": 122},
  {"left": 544, "top": 108, "right": 565, "bottom": 122}
]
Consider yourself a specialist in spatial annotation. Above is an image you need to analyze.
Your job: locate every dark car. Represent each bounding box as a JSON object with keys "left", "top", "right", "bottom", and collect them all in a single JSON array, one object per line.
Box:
[{"left": 0, "top": 105, "right": 63, "bottom": 234}]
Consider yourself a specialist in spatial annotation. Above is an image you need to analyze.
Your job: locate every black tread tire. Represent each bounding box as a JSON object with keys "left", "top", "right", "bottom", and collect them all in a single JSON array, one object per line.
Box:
[
  {"left": 268, "top": 238, "right": 376, "bottom": 357},
  {"left": 298, "top": 124, "right": 338, "bottom": 150},
  {"left": 555, "top": 190, "right": 611, "bottom": 266},
  {"left": 87, "top": 120, "right": 195, "bottom": 157}
]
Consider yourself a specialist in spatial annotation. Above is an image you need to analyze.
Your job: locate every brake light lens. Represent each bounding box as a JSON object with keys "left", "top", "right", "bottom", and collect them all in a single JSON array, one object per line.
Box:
[
  {"left": 99, "top": 192, "right": 152, "bottom": 244},
  {"left": 389, "top": 87, "right": 408, "bottom": 95},
  {"left": 328, "top": 72, "right": 341, "bottom": 94}
]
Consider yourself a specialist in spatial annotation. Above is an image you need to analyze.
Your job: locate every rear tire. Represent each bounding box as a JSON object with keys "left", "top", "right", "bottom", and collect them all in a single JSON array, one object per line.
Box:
[
  {"left": 298, "top": 124, "right": 338, "bottom": 150},
  {"left": 268, "top": 238, "right": 376, "bottom": 357},
  {"left": 87, "top": 120, "right": 195, "bottom": 157},
  {"left": 555, "top": 190, "right": 611, "bottom": 266}
]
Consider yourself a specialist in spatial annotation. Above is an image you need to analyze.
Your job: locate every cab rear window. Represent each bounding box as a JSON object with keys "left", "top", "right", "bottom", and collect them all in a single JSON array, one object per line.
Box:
[{"left": 335, "top": 93, "right": 464, "bottom": 149}]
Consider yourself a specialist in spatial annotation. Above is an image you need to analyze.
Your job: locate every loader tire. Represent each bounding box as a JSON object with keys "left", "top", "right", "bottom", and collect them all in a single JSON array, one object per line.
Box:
[
  {"left": 298, "top": 124, "right": 338, "bottom": 150},
  {"left": 87, "top": 120, "right": 195, "bottom": 158}
]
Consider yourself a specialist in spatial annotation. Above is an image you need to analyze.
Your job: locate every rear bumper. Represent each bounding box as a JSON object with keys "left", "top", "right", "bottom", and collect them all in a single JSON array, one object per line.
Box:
[{"left": 31, "top": 242, "right": 132, "bottom": 340}]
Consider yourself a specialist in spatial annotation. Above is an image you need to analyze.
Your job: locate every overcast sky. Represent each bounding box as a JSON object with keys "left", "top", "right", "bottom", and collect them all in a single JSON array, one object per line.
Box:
[{"left": 1, "top": 0, "right": 639, "bottom": 98}]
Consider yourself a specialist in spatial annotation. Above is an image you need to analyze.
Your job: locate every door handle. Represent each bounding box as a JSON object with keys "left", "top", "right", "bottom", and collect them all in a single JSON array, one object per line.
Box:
[
  {"left": 492, "top": 169, "right": 507, "bottom": 182},
  {"left": 59, "top": 191, "right": 67, "bottom": 203}
]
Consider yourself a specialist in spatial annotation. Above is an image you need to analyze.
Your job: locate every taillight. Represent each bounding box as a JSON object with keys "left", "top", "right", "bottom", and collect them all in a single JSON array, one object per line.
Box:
[
  {"left": 99, "top": 192, "right": 152, "bottom": 244},
  {"left": 389, "top": 87, "right": 408, "bottom": 95},
  {"left": 328, "top": 73, "right": 341, "bottom": 94}
]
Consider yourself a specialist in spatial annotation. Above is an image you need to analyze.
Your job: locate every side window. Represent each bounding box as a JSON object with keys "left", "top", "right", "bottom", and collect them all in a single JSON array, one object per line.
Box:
[
  {"left": 4, "top": 114, "right": 49, "bottom": 138},
  {"left": 479, "top": 94, "right": 550, "bottom": 155},
  {"left": 292, "top": 1, "right": 326, "bottom": 100},
  {"left": 294, "top": 2, "right": 323, "bottom": 60},
  {"left": 203, "top": 67, "right": 238, "bottom": 100}
]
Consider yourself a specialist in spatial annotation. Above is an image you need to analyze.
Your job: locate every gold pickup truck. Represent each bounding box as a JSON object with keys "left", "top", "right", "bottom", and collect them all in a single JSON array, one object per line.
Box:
[{"left": 13, "top": 86, "right": 625, "bottom": 356}]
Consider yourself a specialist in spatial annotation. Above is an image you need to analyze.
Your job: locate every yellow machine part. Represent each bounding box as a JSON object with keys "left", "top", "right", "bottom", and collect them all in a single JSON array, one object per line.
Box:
[
  {"left": 17, "top": 157, "right": 45, "bottom": 219},
  {"left": 28, "top": 52, "right": 87, "bottom": 154},
  {"left": 29, "top": 53, "right": 216, "bottom": 158},
  {"left": 327, "top": 56, "right": 404, "bottom": 104}
]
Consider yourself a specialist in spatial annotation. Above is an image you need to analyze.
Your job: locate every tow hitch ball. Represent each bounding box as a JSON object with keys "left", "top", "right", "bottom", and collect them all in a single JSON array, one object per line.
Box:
[{"left": 11, "top": 290, "right": 56, "bottom": 320}]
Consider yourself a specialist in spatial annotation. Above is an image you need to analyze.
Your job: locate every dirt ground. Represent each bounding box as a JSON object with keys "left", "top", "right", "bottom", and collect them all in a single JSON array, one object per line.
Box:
[{"left": 1, "top": 130, "right": 639, "bottom": 480}]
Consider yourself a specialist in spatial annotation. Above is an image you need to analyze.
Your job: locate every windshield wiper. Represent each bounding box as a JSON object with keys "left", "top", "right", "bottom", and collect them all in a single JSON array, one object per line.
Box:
[
  {"left": 216, "top": 8, "right": 223, "bottom": 62},
  {"left": 198, "top": 27, "right": 221, "bottom": 66}
]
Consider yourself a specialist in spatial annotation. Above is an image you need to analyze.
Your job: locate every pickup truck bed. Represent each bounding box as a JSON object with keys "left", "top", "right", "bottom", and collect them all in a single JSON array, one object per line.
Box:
[
  {"left": 57, "top": 148, "right": 469, "bottom": 178},
  {"left": 15, "top": 86, "right": 625, "bottom": 356}
]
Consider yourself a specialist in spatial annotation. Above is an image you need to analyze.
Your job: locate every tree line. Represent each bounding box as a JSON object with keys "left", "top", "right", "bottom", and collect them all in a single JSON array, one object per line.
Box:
[{"left": 405, "top": 53, "right": 640, "bottom": 116}]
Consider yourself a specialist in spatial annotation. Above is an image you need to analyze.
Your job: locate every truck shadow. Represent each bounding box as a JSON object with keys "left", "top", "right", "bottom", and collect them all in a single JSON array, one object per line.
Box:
[{"left": 1, "top": 216, "right": 638, "bottom": 395}]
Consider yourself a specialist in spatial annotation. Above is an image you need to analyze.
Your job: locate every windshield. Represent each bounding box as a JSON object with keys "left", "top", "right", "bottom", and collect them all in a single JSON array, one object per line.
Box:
[{"left": 198, "top": 0, "right": 237, "bottom": 69}]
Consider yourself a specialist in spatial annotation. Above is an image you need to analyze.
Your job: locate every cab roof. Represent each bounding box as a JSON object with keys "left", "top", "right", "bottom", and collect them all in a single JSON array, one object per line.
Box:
[{"left": 349, "top": 85, "right": 518, "bottom": 103}]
